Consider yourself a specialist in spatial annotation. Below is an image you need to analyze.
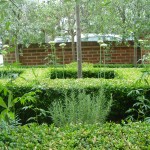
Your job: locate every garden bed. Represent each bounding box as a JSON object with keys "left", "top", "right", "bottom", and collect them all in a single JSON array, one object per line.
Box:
[{"left": 0, "top": 65, "right": 149, "bottom": 124}]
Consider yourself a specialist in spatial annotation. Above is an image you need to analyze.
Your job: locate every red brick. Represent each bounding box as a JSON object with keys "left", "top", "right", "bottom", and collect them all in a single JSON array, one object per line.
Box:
[{"left": 4, "top": 41, "right": 145, "bottom": 65}]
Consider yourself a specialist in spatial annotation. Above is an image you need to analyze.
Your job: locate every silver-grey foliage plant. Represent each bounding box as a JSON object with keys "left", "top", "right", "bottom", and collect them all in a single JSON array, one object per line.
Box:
[{"left": 49, "top": 88, "right": 112, "bottom": 126}]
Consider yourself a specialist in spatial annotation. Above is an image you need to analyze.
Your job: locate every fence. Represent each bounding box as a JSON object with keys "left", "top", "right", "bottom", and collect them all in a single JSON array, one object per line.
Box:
[{"left": 4, "top": 41, "right": 144, "bottom": 65}]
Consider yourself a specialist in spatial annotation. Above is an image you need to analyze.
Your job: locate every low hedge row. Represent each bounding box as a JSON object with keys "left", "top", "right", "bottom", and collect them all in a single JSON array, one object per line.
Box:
[
  {"left": 0, "top": 67, "right": 149, "bottom": 124},
  {"left": 93, "top": 63, "right": 150, "bottom": 68},
  {"left": 49, "top": 68, "right": 115, "bottom": 79},
  {"left": 0, "top": 122, "right": 150, "bottom": 149},
  {"left": 93, "top": 64, "right": 135, "bottom": 68},
  {"left": 0, "top": 69, "right": 23, "bottom": 78},
  {"left": 6, "top": 78, "right": 149, "bottom": 124}
]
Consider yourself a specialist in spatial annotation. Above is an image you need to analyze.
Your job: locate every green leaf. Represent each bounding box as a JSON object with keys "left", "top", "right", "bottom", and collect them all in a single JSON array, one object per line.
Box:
[
  {"left": 13, "top": 97, "right": 19, "bottom": 104},
  {"left": 3, "top": 87, "right": 8, "bottom": 96},
  {"left": 27, "top": 117, "right": 36, "bottom": 122},
  {"left": 0, "top": 0, "right": 8, "bottom": 5},
  {"left": 22, "top": 105, "right": 34, "bottom": 110},
  {"left": 5, "top": 21, "right": 11, "bottom": 30},
  {"left": 0, "top": 97, "right": 7, "bottom": 108},
  {"left": 8, "top": 111, "right": 15, "bottom": 120},
  {"left": 8, "top": 91, "right": 13, "bottom": 108},
  {"left": 0, "top": 1, "right": 9, "bottom": 10},
  {"left": 0, "top": 109, "right": 8, "bottom": 117}
]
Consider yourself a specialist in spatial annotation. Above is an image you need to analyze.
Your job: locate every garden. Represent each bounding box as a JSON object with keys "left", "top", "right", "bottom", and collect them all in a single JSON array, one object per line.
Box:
[
  {"left": 0, "top": 0, "right": 150, "bottom": 149},
  {"left": 0, "top": 61, "right": 150, "bottom": 149}
]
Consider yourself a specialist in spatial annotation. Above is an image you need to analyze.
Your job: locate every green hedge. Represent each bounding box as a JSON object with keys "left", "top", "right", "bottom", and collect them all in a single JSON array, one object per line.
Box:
[
  {"left": 0, "top": 122, "right": 150, "bottom": 149},
  {"left": 0, "top": 67, "right": 149, "bottom": 124},
  {"left": 6, "top": 79, "right": 149, "bottom": 124},
  {"left": 0, "top": 68, "right": 23, "bottom": 78},
  {"left": 93, "top": 63, "right": 150, "bottom": 68},
  {"left": 49, "top": 68, "right": 115, "bottom": 79},
  {"left": 93, "top": 63, "right": 134, "bottom": 68}
]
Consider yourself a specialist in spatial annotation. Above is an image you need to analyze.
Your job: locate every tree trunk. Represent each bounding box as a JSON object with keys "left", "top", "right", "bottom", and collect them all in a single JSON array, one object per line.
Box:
[
  {"left": 133, "top": 41, "right": 137, "bottom": 67},
  {"left": 76, "top": 2, "right": 82, "bottom": 78},
  {"left": 15, "top": 38, "right": 19, "bottom": 63},
  {"left": 71, "top": 32, "right": 76, "bottom": 61}
]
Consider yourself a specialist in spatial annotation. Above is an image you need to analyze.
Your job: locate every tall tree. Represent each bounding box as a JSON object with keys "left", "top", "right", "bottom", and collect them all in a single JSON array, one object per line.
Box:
[
  {"left": 59, "top": 1, "right": 77, "bottom": 61},
  {"left": 76, "top": 0, "right": 82, "bottom": 78},
  {"left": 86, "top": 0, "right": 150, "bottom": 65}
]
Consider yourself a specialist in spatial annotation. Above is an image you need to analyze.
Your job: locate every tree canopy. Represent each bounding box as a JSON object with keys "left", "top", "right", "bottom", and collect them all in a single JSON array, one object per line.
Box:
[{"left": 0, "top": 0, "right": 149, "bottom": 66}]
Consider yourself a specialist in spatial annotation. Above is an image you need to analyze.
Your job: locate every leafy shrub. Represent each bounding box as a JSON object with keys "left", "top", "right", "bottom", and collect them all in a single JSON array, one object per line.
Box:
[
  {"left": 0, "top": 122, "right": 150, "bottom": 149},
  {"left": 0, "top": 85, "right": 18, "bottom": 124},
  {"left": 125, "top": 54, "right": 150, "bottom": 122},
  {"left": 49, "top": 88, "right": 112, "bottom": 126},
  {"left": 126, "top": 89, "right": 150, "bottom": 122},
  {"left": 125, "top": 57, "right": 150, "bottom": 122}
]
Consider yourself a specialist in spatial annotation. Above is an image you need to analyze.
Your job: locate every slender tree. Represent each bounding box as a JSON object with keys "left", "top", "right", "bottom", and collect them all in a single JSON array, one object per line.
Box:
[{"left": 76, "top": 0, "right": 82, "bottom": 78}]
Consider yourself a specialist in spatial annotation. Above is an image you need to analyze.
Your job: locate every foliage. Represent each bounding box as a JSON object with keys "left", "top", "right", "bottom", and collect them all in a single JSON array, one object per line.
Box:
[
  {"left": 138, "top": 53, "right": 150, "bottom": 86},
  {"left": 126, "top": 89, "right": 150, "bottom": 122},
  {"left": 0, "top": 0, "right": 45, "bottom": 46},
  {"left": 88, "top": 0, "right": 150, "bottom": 40},
  {"left": 0, "top": 122, "right": 150, "bottom": 149},
  {"left": 0, "top": 69, "right": 23, "bottom": 79},
  {"left": 49, "top": 68, "right": 115, "bottom": 79},
  {"left": 94, "top": 63, "right": 135, "bottom": 68},
  {"left": 66, "top": 62, "right": 93, "bottom": 68},
  {"left": 20, "top": 89, "right": 50, "bottom": 124},
  {"left": 125, "top": 53, "right": 150, "bottom": 122},
  {"left": 0, "top": 85, "right": 18, "bottom": 124},
  {"left": 49, "top": 88, "right": 112, "bottom": 126},
  {"left": 0, "top": 66, "right": 149, "bottom": 123}
]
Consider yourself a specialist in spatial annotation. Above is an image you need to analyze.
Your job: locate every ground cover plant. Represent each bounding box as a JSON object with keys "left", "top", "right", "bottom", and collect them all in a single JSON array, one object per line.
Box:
[{"left": 0, "top": 122, "right": 150, "bottom": 149}]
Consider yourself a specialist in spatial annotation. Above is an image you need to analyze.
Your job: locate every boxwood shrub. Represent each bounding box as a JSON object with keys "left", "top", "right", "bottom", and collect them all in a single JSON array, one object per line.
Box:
[
  {"left": 93, "top": 63, "right": 150, "bottom": 68},
  {"left": 5, "top": 79, "right": 149, "bottom": 124},
  {"left": 49, "top": 68, "right": 115, "bottom": 79},
  {"left": 0, "top": 67, "right": 149, "bottom": 124},
  {"left": 93, "top": 63, "right": 134, "bottom": 68},
  {"left": 0, "top": 68, "right": 23, "bottom": 79},
  {"left": 0, "top": 122, "right": 150, "bottom": 149}
]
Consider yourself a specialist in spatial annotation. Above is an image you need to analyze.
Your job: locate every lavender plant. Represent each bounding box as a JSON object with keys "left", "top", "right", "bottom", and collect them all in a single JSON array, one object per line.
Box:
[{"left": 49, "top": 88, "right": 112, "bottom": 126}]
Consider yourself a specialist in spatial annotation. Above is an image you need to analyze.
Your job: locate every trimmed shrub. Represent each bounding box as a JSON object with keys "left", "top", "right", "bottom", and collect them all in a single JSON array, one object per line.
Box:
[
  {"left": 0, "top": 67, "right": 149, "bottom": 124},
  {"left": 93, "top": 64, "right": 134, "bottom": 68},
  {"left": 49, "top": 68, "right": 115, "bottom": 79},
  {"left": 0, "top": 69, "right": 23, "bottom": 79},
  {"left": 93, "top": 63, "right": 150, "bottom": 68}
]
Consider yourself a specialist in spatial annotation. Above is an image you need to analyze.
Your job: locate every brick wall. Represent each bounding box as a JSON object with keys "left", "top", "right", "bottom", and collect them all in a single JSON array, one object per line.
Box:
[{"left": 4, "top": 41, "right": 142, "bottom": 65}]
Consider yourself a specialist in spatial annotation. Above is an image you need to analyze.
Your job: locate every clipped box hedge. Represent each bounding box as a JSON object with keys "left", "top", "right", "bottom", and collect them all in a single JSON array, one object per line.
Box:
[
  {"left": 0, "top": 68, "right": 23, "bottom": 78},
  {"left": 93, "top": 63, "right": 135, "bottom": 68},
  {"left": 93, "top": 63, "right": 150, "bottom": 68},
  {"left": 0, "top": 66, "right": 150, "bottom": 124},
  {"left": 49, "top": 68, "right": 115, "bottom": 79},
  {"left": 0, "top": 122, "right": 150, "bottom": 149}
]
